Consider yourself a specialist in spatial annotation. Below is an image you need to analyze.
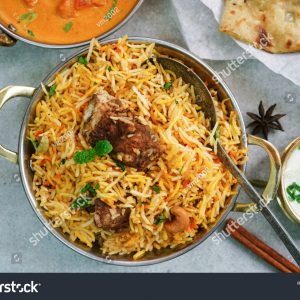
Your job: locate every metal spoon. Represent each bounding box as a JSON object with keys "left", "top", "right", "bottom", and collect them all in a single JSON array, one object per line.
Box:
[{"left": 156, "top": 57, "right": 300, "bottom": 266}]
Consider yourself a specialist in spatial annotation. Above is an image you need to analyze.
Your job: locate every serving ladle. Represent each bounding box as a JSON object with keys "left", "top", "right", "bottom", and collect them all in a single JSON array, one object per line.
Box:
[{"left": 156, "top": 57, "right": 300, "bottom": 266}]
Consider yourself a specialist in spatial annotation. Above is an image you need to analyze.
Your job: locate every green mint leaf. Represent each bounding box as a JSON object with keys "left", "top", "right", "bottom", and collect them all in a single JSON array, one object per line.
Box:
[
  {"left": 95, "top": 140, "right": 113, "bottom": 156},
  {"left": 74, "top": 148, "right": 96, "bottom": 164}
]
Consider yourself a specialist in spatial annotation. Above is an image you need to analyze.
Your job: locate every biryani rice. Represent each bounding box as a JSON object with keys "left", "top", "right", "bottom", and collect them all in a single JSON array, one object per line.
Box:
[{"left": 28, "top": 36, "right": 247, "bottom": 258}]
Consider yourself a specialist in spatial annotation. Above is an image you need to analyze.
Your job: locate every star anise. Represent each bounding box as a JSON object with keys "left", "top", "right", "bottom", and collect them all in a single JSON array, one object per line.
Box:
[{"left": 247, "top": 101, "right": 286, "bottom": 140}]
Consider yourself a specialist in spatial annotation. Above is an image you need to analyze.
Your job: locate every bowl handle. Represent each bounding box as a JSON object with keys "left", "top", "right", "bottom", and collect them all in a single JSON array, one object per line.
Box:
[
  {"left": 233, "top": 134, "right": 281, "bottom": 212},
  {"left": 0, "top": 85, "right": 35, "bottom": 164}
]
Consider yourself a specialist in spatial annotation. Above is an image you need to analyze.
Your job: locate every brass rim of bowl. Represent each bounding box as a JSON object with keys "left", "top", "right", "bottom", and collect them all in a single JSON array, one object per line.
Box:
[{"left": 278, "top": 136, "right": 300, "bottom": 224}]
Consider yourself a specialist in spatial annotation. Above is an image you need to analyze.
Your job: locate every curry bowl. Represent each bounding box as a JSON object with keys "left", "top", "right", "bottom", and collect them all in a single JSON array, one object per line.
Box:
[
  {"left": 0, "top": 0, "right": 143, "bottom": 48},
  {"left": 0, "top": 37, "right": 281, "bottom": 266}
]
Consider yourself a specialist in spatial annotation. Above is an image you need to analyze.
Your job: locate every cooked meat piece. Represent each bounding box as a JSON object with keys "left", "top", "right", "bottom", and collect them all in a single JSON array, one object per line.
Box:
[
  {"left": 24, "top": 0, "right": 38, "bottom": 7},
  {"left": 82, "top": 90, "right": 130, "bottom": 146},
  {"left": 57, "top": 0, "right": 76, "bottom": 18},
  {"left": 113, "top": 122, "right": 161, "bottom": 170},
  {"left": 94, "top": 199, "right": 130, "bottom": 230},
  {"left": 82, "top": 90, "right": 162, "bottom": 170}
]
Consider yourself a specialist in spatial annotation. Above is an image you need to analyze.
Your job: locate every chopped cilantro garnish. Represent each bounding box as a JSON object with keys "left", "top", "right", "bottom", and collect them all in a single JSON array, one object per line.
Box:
[
  {"left": 70, "top": 197, "right": 91, "bottom": 210},
  {"left": 106, "top": 65, "right": 112, "bottom": 71},
  {"left": 73, "top": 148, "right": 96, "bottom": 164},
  {"left": 78, "top": 56, "right": 87, "bottom": 65},
  {"left": 164, "top": 81, "right": 172, "bottom": 91},
  {"left": 60, "top": 158, "right": 66, "bottom": 165},
  {"left": 286, "top": 182, "right": 300, "bottom": 202},
  {"left": 49, "top": 84, "right": 56, "bottom": 97},
  {"left": 81, "top": 183, "right": 92, "bottom": 194},
  {"left": 152, "top": 185, "right": 160, "bottom": 194},
  {"left": 81, "top": 183, "right": 97, "bottom": 197},
  {"left": 19, "top": 12, "right": 37, "bottom": 24},
  {"left": 154, "top": 213, "right": 165, "bottom": 225},
  {"left": 95, "top": 183, "right": 100, "bottom": 190},
  {"left": 95, "top": 140, "right": 113, "bottom": 156},
  {"left": 64, "top": 22, "right": 73, "bottom": 33},
  {"left": 90, "top": 189, "right": 96, "bottom": 197},
  {"left": 114, "top": 160, "right": 126, "bottom": 171},
  {"left": 27, "top": 29, "right": 35, "bottom": 37}
]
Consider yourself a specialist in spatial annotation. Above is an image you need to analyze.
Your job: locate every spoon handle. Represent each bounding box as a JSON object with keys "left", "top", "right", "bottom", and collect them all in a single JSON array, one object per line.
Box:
[{"left": 217, "top": 143, "right": 300, "bottom": 266}]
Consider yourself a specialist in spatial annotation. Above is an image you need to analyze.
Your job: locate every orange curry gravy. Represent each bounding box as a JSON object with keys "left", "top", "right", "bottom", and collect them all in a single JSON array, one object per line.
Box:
[{"left": 0, "top": 0, "right": 139, "bottom": 45}]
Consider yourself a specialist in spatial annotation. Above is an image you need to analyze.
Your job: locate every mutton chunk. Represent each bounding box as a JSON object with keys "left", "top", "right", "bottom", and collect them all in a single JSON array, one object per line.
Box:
[
  {"left": 113, "top": 122, "right": 161, "bottom": 171},
  {"left": 94, "top": 199, "right": 130, "bottom": 229},
  {"left": 82, "top": 90, "right": 162, "bottom": 171},
  {"left": 82, "top": 90, "right": 130, "bottom": 146}
]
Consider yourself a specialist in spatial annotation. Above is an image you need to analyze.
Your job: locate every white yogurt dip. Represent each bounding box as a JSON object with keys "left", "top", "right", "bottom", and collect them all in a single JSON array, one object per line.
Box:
[{"left": 284, "top": 145, "right": 300, "bottom": 218}]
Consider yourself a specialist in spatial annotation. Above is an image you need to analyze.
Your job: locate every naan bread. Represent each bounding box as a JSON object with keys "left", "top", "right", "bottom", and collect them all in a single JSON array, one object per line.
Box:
[{"left": 220, "top": 0, "right": 300, "bottom": 54}]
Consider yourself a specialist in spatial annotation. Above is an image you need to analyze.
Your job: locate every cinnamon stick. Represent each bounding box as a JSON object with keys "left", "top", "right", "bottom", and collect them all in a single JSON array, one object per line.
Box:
[{"left": 224, "top": 218, "right": 300, "bottom": 273}]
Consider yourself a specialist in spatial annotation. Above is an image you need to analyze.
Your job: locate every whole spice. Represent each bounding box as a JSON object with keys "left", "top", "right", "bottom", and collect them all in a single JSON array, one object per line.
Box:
[
  {"left": 224, "top": 219, "right": 300, "bottom": 273},
  {"left": 247, "top": 101, "right": 286, "bottom": 140},
  {"left": 0, "top": 31, "right": 16, "bottom": 47}
]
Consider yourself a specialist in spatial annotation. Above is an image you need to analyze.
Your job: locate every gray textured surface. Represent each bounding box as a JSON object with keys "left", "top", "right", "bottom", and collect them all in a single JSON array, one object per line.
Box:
[{"left": 0, "top": 0, "right": 300, "bottom": 273}]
